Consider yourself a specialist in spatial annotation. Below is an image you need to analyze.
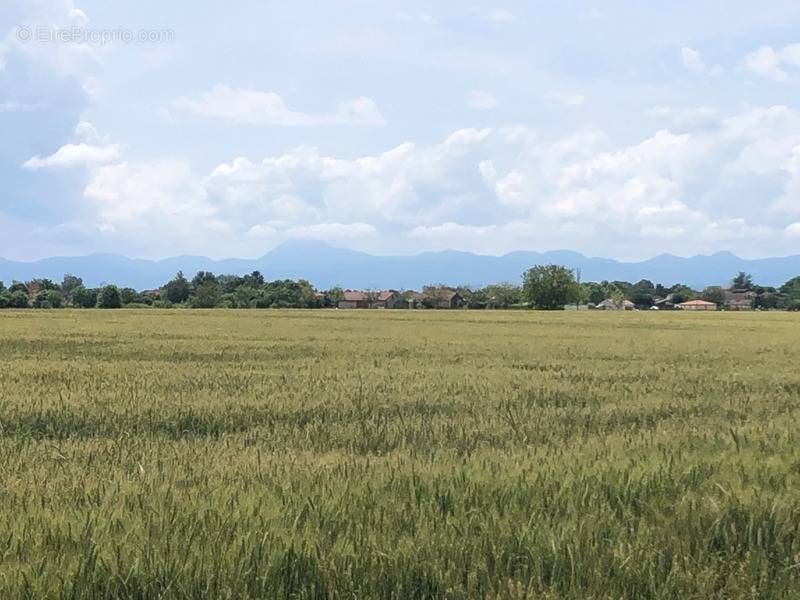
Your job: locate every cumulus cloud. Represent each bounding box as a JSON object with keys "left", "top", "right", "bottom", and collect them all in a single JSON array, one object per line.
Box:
[
  {"left": 681, "top": 47, "right": 723, "bottom": 75},
  {"left": 171, "top": 85, "right": 386, "bottom": 126},
  {"left": 23, "top": 121, "right": 121, "bottom": 169},
  {"left": 285, "top": 222, "right": 377, "bottom": 241},
  {"left": 18, "top": 105, "right": 800, "bottom": 258},
  {"left": 745, "top": 43, "right": 800, "bottom": 81},
  {"left": 6, "top": 0, "right": 100, "bottom": 81}
]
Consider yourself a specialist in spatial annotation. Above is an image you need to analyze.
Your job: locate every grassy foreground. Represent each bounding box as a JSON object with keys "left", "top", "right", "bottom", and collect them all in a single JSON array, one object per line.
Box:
[{"left": 1, "top": 310, "right": 800, "bottom": 598}]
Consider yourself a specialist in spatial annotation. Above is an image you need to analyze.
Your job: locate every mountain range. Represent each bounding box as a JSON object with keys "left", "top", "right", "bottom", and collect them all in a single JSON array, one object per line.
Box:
[{"left": 2, "top": 241, "right": 800, "bottom": 290}]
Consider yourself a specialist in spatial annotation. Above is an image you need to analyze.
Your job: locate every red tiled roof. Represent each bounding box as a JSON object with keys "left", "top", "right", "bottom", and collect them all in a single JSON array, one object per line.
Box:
[{"left": 343, "top": 291, "right": 366, "bottom": 302}]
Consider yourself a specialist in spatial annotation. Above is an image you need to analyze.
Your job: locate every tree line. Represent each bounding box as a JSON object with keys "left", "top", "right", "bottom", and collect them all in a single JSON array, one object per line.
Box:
[{"left": 1, "top": 267, "right": 799, "bottom": 310}]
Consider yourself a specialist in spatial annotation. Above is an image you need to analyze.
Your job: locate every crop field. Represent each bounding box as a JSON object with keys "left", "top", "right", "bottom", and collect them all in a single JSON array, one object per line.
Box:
[{"left": 1, "top": 309, "right": 800, "bottom": 598}]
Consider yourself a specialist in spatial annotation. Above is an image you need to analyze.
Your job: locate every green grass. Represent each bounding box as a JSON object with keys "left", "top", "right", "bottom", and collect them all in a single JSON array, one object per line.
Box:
[{"left": 1, "top": 309, "right": 800, "bottom": 598}]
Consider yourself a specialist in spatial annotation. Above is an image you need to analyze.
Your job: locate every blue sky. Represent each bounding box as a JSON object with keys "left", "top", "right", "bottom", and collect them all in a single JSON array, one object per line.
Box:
[{"left": 2, "top": 1, "right": 800, "bottom": 260}]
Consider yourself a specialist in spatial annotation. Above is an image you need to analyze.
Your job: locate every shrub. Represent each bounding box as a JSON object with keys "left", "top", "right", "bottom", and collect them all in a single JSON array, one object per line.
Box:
[{"left": 97, "top": 285, "right": 122, "bottom": 309}]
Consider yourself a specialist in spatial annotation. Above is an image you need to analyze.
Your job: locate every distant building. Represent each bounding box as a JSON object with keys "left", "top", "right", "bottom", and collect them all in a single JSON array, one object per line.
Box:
[
  {"left": 679, "top": 299, "right": 717, "bottom": 311},
  {"left": 596, "top": 299, "right": 635, "bottom": 311},
  {"left": 405, "top": 291, "right": 425, "bottom": 308},
  {"left": 723, "top": 289, "right": 754, "bottom": 311},
  {"left": 337, "top": 290, "right": 400, "bottom": 309},
  {"left": 372, "top": 291, "right": 400, "bottom": 309},
  {"left": 430, "top": 289, "right": 464, "bottom": 309},
  {"left": 653, "top": 297, "right": 676, "bottom": 310},
  {"left": 338, "top": 291, "right": 370, "bottom": 309}
]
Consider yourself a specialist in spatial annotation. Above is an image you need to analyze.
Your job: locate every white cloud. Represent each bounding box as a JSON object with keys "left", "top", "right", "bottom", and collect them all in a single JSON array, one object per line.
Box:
[
  {"left": 23, "top": 121, "right": 121, "bottom": 169},
  {"left": 787, "top": 223, "right": 800, "bottom": 237},
  {"left": 680, "top": 46, "right": 723, "bottom": 75},
  {"left": 681, "top": 47, "right": 706, "bottom": 74},
  {"left": 7, "top": 0, "right": 100, "bottom": 80},
  {"left": 171, "top": 85, "right": 386, "bottom": 126},
  {"left": 745, "top": 43, "right": 800, "bottom": 81},
  {"left": 23, "top": 143, "right": 121, "bottom": 170},
  {"left": 467, "top": 90, "right": 498, "bottom": 110},
  {"left": 285, "top": 222, "right": 377, "bottom": 241},
  {"left": 83, "top": 160, "right": 223, "bottom": 240},
  {"left": 23, "top": 106, "right": 800, "bottom": 259}
]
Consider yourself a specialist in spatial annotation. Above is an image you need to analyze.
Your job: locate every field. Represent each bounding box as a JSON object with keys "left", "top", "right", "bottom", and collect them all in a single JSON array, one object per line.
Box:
[{"left": 1, "top": 309, "right": 800, "bottom": 598}]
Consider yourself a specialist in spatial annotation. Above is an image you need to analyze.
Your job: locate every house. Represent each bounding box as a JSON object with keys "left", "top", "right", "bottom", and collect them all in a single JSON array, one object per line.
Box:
[
  {"left": 653, "top": 297, "right": 675, "bottom": 310},
  {"left": 337, "top": 290, "right": 400, "bottom": 309},
  {"left": 723, "top": 289, "right": 754, "bottom": 311},
  {"left": 595, "top": 299, "right": 635, "bottom": 311},
  {"left": 405, "top": 291, "right": 425, "bottom": 309},
  {"left": 430, "top": 288, "right": 463, "bottom": 309},
  {"left": 678, "top": 299, "right": 717, "bottom": 311},
  {"left": 372, "top": 291, "right": 400, "bottom": 309},
  {"left": 338, "top": 291, "right": 370, "bottom": 309}
]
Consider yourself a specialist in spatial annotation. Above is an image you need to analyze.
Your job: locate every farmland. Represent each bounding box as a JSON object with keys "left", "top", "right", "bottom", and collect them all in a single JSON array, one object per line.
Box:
[{"left": 1, "top": 309, "right": 800, "bottom": 598}]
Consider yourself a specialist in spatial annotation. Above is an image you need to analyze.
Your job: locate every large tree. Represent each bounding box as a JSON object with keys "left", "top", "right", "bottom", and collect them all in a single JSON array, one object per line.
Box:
[
  {"left": 732, "top": 272, "right": 754, "bottom": 291},
  {"left": 71, "top": 286, "right": 99, "bottom": 308},
  {"left": 781, "top": 276, "right": 800, "bottom": 310},
  {"left": 164, "top": 271, "right": 191, "bottom": 304},
  {"left": 522, "top": 265, "right": 581, "bottom": 310},
  {"left": 97, "top": 285, "right": 122, "bottom": 309}
]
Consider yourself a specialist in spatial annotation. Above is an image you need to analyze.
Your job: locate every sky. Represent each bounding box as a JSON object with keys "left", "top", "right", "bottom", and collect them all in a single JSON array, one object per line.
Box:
[{"left": 2, "top": 1, "right": 800, "bottom": 261}]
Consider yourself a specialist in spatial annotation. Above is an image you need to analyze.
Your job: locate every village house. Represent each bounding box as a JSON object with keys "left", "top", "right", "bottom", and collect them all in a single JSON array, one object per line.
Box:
[
  {"left": 723, "top": 289, "right": 754, "bottom": 311},
  {"left": 652, "top": 297, "right": 676, "bottom": 310},
  {"left": 338, "top": 291, "right": 370, "bottom": 309},
  {"left": 679, "top": 299, "right": 717, "bottom": 311},
  {"left": 430, "top": 288, "right": 464, "bottom": 309},
  {"left": 337, "top": 290, "right": 401, "bottom": 309},
  {"left": 373, "top": 291, "right": 400, "bottom": 309},
  {"left": 405, "top": 291, "right": 426, "bottom": 309},
  {"left": 595, "top": 299, "right": 635, "bottom": 311}
]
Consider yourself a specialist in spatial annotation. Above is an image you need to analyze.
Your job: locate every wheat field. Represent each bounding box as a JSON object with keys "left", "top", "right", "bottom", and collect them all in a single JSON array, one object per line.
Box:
[{"left": 1, "top": 309, "right": 799, "bottom": 598}]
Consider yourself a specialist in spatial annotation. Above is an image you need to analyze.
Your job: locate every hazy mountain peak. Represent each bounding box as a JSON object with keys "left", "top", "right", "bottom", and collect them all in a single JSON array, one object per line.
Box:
[{"left": 2, "top": 242, "right": 799, "bottom": 290}]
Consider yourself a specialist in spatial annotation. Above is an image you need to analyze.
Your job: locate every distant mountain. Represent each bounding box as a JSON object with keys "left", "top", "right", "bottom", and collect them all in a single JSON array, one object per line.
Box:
[{"left": 2, "top": 241, "right": 800, "bottom": 290}]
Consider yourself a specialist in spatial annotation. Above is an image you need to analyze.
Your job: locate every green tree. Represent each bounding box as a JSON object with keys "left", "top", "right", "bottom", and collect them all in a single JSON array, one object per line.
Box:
[
  {"left": 701, "top": 286, "right": 726, "bottom": 306},
  {"left": 522, "top": 265, "right": 581, "bottom": 310},
  {"left": 191, "top": 271, "right": 218, "bottom": 288},
  {"left": 29, "top": 278, "right": 59, "bottom": 291},
  {"left": 71, "top": 286, "right": 99, "bottom": 308},
  {"left": 164, "top": 271, "right": 191, "bottom": 304},
  {"left": 6, "top": 291, "right": 29, "bottom": 308},
  {"left": 326, "top": 286, "right": 345, "bottom": 304},
  {"left": 33, "top": 289, "right": 64, "bottom": 309},
  {"left": 60, "top": 274, "right": 83, "bottom": 301},
  {"left": 8, "top": 282, "right": 28, "bottom": 295},
  {"left": 482, "top": 283, "right": 522, "bottom": 309},
  {"left": 190, "top": 280, "right": 222, "bottom": 308},
  {"left": 670, "top": 285, "right": 695, "bottom": 304},
  {"left": 97, "top": 285, "right": 122, "bottom": 309},
  {"left": 780, "top": 276, "right": 800, "bottom": 310},
  {"left": 732, "top": 272, "right": 754, "bottom": 290},
  {"left": 119, "top": 287, "right": 138, "bottom": 305}
]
